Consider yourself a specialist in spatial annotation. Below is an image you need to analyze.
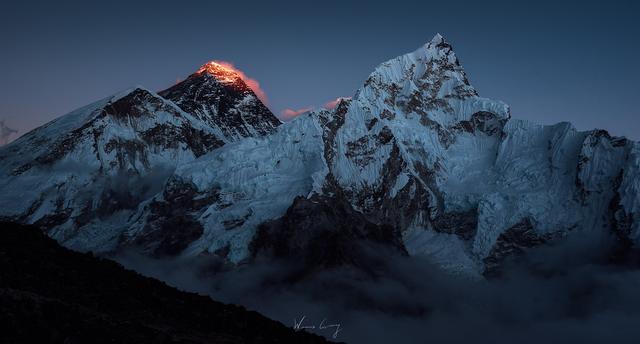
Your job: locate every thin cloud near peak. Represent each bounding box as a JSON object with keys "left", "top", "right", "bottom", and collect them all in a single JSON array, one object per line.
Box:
[
  {"left": 323, "top": 96, "right": 351, "bottom": 110},
  {"left": 279, "top": 96, "right": 352, "bottom": 121},
  {"left": 280, "top": 107, "right": 313, "bottom": 121}
]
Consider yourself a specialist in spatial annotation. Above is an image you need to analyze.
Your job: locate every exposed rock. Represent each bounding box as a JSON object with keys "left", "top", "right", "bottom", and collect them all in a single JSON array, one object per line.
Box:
[
  {"left": 251, "top": 195, "right": 406, "bottom": 271},
  {"left": 431, "top": 208, "right": 478, "bottom": 240},
  {"left": 159, "top": 69, "right": 280, "bottom": 141},
  {"left": 125, "top": 179, "right": 220, "bottom": 256},
  {"left": 450, "top": 111, "right": 507, "bottom": 137},
  {"left": 483, "top": 218, "right": 551, "bottom": 276}
]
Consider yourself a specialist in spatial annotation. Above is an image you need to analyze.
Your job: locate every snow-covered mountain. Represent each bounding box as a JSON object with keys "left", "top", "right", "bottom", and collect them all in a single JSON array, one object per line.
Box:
[
  {"left": 317, "top": 34, "right": 639, "bottom": 275},
  {"left": 1, "top": 34, "right": 638, "bottom": 276},
  {"left": 0, "top": 64, "right": 280, "bottom": 251}
]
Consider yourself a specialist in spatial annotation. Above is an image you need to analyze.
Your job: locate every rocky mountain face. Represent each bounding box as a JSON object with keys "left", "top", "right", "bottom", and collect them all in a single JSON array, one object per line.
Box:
[
  {"left": 251, "top": 194, "right": 406, "bottom": 271},
  {"left": 311, "top": 34, "right": 640, "bottom": 275},
  {"left": 1, "top": 34, "right": 638, "bottom": 276},
  {"left": 0, "top": 64, "right": 280, "bottom": 252},
  {"left": 160, "top": 62, "right": 281, "bottom": 142}
]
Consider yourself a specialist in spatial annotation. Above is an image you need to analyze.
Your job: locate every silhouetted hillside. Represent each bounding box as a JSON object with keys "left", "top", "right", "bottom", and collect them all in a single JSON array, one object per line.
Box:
[{"left": 0, "top": 222, "right": 332, "bottom": 344}]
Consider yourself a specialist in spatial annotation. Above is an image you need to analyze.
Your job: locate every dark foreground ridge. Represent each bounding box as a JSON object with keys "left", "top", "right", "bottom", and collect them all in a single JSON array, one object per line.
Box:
[{"left": 0, "top": 222, "right": 333, "bottom": 344}]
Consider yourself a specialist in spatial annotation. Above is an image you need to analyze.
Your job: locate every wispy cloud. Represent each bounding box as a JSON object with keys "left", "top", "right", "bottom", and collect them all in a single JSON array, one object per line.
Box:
[
  {"left": 280, "top": 107, "right": 313, "bottom": 121},
  {"left": 280, "top": 96, "right": 352, "bottom": 121},
  {"left": 323, "top": 96, "right": 351, "bottom": 110}
]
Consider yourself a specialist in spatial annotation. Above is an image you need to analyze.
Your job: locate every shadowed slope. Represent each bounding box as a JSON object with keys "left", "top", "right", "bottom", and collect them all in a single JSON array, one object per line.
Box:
[{"left": 0, "top": 222, "right": 332, "bottom": 344}]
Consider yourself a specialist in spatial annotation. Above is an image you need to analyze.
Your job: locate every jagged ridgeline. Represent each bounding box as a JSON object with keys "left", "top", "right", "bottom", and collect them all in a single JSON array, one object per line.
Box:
[{"left": 1, "top": 34, "right": 638, "bottom": 276}]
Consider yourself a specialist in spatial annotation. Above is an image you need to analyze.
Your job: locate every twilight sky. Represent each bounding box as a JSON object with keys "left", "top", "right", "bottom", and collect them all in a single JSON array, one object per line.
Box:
[{"left": 1, "top": 0, "right": 638, "bottom": 141}]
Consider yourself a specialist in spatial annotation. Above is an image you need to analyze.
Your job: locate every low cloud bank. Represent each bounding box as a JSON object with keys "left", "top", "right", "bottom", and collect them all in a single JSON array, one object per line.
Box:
[{"left": 115, "top": 230, "right": 640, "bottom": 344}]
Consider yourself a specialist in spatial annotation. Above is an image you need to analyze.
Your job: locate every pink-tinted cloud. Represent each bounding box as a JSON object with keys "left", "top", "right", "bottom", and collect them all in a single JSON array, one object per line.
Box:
[
  {"left": 280, "top": 96, "right": 352, "bottom": 121},
  {"left": 323, "top": 96, "right": 351, "bottom": 110},
  {"left": 280, "top": 107, "right": 313, "bottom": 121},
  {"left": 242, "top": 77, "right": 269, "bottom": 105}
]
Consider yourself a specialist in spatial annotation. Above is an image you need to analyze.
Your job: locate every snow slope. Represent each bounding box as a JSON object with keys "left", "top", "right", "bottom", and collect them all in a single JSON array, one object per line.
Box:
[
  {"left": 0, "top": 65, "right": 280, "bottom": 252},
  {"left": 123, "top": 110, "right": 331, "bottom": 260},
  {"left": 316, "top": 34, "right": 638, "bottom": 275},
  {"left": 118, "top": 35, "right": 640, "bottom": 276}
]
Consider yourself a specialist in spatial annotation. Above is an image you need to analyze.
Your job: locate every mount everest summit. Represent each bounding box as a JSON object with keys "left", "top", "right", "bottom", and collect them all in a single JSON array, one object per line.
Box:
[{"left": 1, "top": 34, "right": 638, "bottom": 277}]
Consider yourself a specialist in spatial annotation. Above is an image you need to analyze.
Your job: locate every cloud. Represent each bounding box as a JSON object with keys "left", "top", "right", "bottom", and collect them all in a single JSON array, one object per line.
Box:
[
  {"left": 242, "top": 77, "right": 268, "bottom": 106},
  {"left": 114, "top": 227, "right": 640, "bottom": 344},
  {"left": 0, "top": 119, "right": 18, "bottom": 146},
  {"left": 280, "top": 107, "right": 313, "bottom": 121},
  {"left": 323, "top": 96, "right": 351, "bottom": 110},
  {"left": 279, "top": 96, "right": 352, "bottom": 121}
]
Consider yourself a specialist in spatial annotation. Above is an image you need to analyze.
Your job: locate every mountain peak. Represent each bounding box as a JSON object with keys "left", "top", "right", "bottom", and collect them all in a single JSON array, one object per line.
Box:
[
  {"left": 195, "top": 61, "right": 243, "bottom": 84},
  {"left": 159, "top": 61, "right": 280, "bottom": 141},
  {"left": 426, "top": 33, "right": 451, "bottom": 50},
  {"left": 430, "top": 33, "right": 444, "bottom": 44}
]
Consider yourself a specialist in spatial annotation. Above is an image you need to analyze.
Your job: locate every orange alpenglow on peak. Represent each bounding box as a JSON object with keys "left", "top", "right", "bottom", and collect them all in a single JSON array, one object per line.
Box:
[
  {"left": 196, "top": 61, "right": 243, "bottom": 83},
  {"left": 195, "top": 60, "right": 269, "bottom": 105}
]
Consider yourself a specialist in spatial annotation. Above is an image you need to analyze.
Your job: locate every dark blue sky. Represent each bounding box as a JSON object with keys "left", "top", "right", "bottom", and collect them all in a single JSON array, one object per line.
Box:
[{"left": 1, "top": 0, "right": 638, "bottom": 140}]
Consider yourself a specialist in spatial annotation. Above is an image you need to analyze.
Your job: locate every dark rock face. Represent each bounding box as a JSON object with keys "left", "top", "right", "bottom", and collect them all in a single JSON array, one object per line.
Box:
[
  {"left": 483, "top": 218, "right": 552, "bottom": 276},
  {"left": 222, "top": 210, "right": 253, "bottom": 231},
  {"left": 321, "top": 100, "right": 349, "bottom": 171},
  {"left": 0, "top": 222, "right": 331, "bottom": 344},
  {"left": 609, "top": 172, "right": 634, "bottom": 241},
  {"left": 102, "top": 88, "right": 225, "bottom": 160},
  {"left": 379, "top": 109, "right": 396, "bottom": 120},
  {"left": 141, "top": 123, "right": 224, "bottom": 158},
  {"left": 126, "top": 179, "right": 220, "bottom": 256},
  {"left": 104, "top": 88, "right": 168, "bottom": 120},
  {"left": 321, "top": 100, "right": 445, "bottom": 245},
  {"left": 345, "top": 126, "right": 394, "bottom": 166},
  {"left": 451, "top": 111, "right": 508, "bottom": 137},
  {"left": 607, "top": 171, "right": 639, "bottom": 265},
  {"left": 575, "top": 130, "right": 629, "bottom": 205},
  {"left": 251, "top": 195, "right": 407, "bottom": 271},
  {"left": 321, "top": 100, "right": 350, "bottom": 198},
  {"left": 160, "top": 73, "right": 281, "bottom": 140},
  {"left": 431, "top": 208, "right": 478, "bottom": 240}
]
